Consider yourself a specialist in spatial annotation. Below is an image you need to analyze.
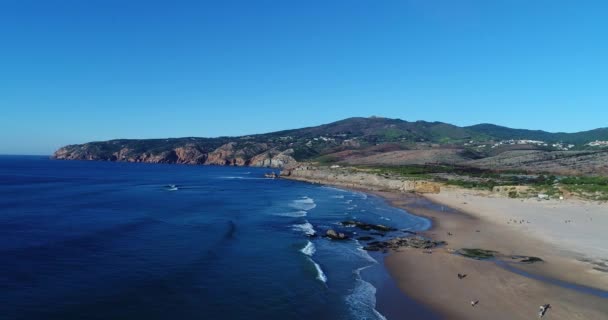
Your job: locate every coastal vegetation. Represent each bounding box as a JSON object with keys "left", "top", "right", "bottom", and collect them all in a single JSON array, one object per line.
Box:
[
  {"left": 349, "top": 163, "right": 608, "bottom": 200},
  {"left": 53, "top": 117, "right": 608, "bottom": 176}
]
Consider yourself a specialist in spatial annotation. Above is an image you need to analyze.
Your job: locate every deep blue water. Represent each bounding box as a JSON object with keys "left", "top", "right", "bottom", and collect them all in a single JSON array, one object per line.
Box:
[{"left": 0, "top": 156, "right": 433, "bottom": 320}]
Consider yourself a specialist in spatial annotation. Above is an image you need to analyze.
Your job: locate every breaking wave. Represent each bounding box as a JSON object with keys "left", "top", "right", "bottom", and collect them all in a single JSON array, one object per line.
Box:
[
  {"left": 346, "top": 267, "right": 386, "bottom": 320},
  {"left": 300, "top": 241, "right": 327, "bottom": 283},
  {"left": 292, "top": 221, "right": 316, "bottom": 236},
  {"left": 300, "top": 241, "right": 316, "bottom": 256},
  {"left": 289, "top": 196, "right": 317, "bottom": 211},
  {"left": 312, "top": 259, "right": 328, "bottom": 283},
  {"left": 274, "top": 211, "right": 307, "bottom": 217}
]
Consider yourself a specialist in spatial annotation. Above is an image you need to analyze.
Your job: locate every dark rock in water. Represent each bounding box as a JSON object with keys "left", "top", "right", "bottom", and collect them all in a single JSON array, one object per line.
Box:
[
  {"left": 264, "top": 172, "right": 278, "bottom": 179},
  {"left": 402, "top": 230, "right": 417, "bottom": 235},
  {"left": 357, "top": 236, "right": 375, "bottom": 241},
  {"left": 326, "top": 229, "right": 349, "bottom": 240},
  {"left": 340, "top": 220, "right": 397, "bottom": 232},
  {"left": 362, "top": 236, "right": 445, "bottom": 251}
]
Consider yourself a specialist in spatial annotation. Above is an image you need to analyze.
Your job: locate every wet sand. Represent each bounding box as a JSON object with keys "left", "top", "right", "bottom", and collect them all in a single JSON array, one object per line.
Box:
[{"left": 374, "top": 190, "right": 608, "bottom": 320}]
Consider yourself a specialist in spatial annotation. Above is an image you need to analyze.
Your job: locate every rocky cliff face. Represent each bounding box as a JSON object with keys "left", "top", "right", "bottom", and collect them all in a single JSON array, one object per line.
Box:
[
  {"left": 53, "top": 142, "right": 296, "bottom": 168},
  {"left": 281, "top": 165, "right": 441, "bottom": 193},
  {"left": 249, "top": 149, "right": 296, "bottom": 168}
]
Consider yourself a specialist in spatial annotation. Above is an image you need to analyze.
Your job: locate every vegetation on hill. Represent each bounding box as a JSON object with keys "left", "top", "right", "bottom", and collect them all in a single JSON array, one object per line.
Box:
[{"left": 54, "top": 117, "right": 608, "bottom": 177}]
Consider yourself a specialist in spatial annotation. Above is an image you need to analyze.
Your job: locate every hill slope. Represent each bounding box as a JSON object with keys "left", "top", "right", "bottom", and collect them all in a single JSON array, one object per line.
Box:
[{"left": 53, "top": 117, "right": 608, "bottom": 173}]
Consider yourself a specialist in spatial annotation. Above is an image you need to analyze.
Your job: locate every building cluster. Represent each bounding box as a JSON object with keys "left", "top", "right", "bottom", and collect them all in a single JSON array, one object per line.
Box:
[
  {"left": 551, "top": 143, "right": 575, "bottom": 151},
  {"left": 586, "top": 140, "right": 608, "bottom": 147},
  {"left": 488, "top": 139, "right": 575, "bottom": 150},
  {"left": 491, "top": 139, "right": 546, "bottom": 148},
  {"left": 313, "top": 136, "right": 335, "bottom": 142}
]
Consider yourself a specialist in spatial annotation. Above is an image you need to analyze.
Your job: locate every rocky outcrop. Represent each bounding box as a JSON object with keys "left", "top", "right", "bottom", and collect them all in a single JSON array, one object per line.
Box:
[
  {"left": 53, "top": 141, "right": 294, "bottom": 168},
  {"left": 249, "top": 148, "right": 297, "bottom": 168},
  {"left": 173, "top": 145, "right": 208, "bottom": 164},
  {"left": 206, "top": 142, "right": 241, "bottom": 165},
  {"left": 362, "top": 236, "right": 445, "bottom": 251},
  {"left": 281, "top": 165, "right": 441, "bottom": 194},
  {"left": 326, "top": 229, "right": 349, "bottom": 240},
  {"left": 340, "top": 220, "right": 396, "bottom": 232}
]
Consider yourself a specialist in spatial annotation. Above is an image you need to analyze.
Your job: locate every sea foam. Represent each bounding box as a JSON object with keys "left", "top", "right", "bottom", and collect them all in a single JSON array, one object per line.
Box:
[
  {"left": 312, "top": 259, "right": 328, "bottom": 283},
  {"left": 289, "top": 196, "right": 317, "bottom": 211},
  {"left": 346, "top": 269, "right": 386, "bottom": 320},
  {"left": 275, "top": 211, "right": 307, "bottom": 217},
  {"left": 292, "top": 221, "right": 316, "bottom": 236},
  {"left": 299, "top": 241, "right": 327, "bottom": 283},
  {"left": 300, "top": 241, "right": 316, "bottom": 256}
]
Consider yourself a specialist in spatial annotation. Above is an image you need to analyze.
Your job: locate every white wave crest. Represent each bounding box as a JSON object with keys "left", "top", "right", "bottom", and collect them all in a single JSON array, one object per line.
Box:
[
  {"left": 311, "top": 259, "right": 327, "bottom": 283},
  {"left": 274, "top": 211, "right": 307, "bottom": 217},
  {"left": 300, "top": 241, "right": 316, "bottom": 256},
  {"left": 292, "top": 221, "right": 316, "bottom": 236},
  {"left": 289, "top": 196, "right": 317, "bottom": 211},
  {"left": 331, "top": 195, "right": 345, "bottom": 199}
]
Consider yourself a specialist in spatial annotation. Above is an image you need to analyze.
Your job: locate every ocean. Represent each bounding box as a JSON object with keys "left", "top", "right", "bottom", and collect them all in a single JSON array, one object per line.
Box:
[{"left": 0, "top": 156, "right": 436, "bottom": 319}]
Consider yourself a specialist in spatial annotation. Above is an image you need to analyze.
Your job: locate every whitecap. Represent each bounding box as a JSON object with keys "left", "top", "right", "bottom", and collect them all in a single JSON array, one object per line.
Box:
[
  {"left": 274, "top": 211, "right": 307, "bottom": 217},
  {"left": 331, "top": 195, "right": 345, "bottom": 199},
  {"left": 300, "top": 241, "right": 316, "bottom": 256},
  {"left": 289, "top": 196, "right": 317, "bottom": 211},
  {"left": 311, "top": 258, "right": 327, "bottom": 283},
  {"left": 292, "top": 221, "right": 316, "bottom": 236}
]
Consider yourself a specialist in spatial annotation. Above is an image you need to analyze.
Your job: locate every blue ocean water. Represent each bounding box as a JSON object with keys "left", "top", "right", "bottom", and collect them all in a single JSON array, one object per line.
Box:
[{"left": 0, "top": 156, "right": 433, "bottom": 320}]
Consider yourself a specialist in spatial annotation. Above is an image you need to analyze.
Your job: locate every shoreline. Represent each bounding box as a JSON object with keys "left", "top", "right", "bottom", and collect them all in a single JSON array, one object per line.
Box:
[
  {"left": 375, "top": 190, "right": 608, "bottom": 320},
  {"left": 283, "top": 176, "right": 608, "bottom": 319}
]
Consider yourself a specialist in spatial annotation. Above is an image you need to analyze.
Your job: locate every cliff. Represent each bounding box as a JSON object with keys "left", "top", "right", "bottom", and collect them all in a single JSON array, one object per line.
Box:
[
  {"left": 281, "top": 165, "right": 441, "bottom": 194},
  {"left": 53, "top": 141, "right": 297, "bottom": 168}
]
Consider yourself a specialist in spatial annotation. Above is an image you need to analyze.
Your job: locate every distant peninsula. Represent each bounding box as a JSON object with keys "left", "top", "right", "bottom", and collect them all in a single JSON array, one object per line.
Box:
[{"left": 53, "top": 117, "right": 608, "bottom": 175}]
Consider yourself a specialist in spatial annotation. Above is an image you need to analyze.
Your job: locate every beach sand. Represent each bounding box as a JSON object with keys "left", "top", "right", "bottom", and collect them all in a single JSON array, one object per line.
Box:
[{"left": 374, "top": 189, "right": 608, "bottom": 320}]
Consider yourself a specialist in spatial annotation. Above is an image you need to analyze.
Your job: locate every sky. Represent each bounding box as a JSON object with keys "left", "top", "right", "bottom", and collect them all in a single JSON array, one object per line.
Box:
[{"left": 1, "top": 0, "right": 607, "bottom": 155}]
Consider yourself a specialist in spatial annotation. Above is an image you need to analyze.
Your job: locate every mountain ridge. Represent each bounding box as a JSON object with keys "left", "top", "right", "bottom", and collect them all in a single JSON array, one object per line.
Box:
[{"left": 53, "top": 117, "right": 608, "bottom": 174}]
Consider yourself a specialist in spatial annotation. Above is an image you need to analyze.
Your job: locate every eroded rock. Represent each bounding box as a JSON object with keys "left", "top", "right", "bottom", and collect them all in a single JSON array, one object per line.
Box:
[{"left": 326, "top": 229, "right": 349, "bottom": 240}]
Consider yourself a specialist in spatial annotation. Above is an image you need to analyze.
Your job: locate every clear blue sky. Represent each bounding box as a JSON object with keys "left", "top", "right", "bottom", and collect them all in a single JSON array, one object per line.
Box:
[{"left": 1, "top": 0, "right": 607, "bottom": 155}]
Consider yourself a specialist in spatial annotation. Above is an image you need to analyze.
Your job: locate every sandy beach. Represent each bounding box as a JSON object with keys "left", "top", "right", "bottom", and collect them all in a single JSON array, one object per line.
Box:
[{"left": 375, "top": 189, "right": 608, "bottom": 320}]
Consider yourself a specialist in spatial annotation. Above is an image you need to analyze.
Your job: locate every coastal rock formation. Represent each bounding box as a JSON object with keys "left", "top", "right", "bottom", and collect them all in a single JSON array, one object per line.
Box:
[
  {"left": 340, "top": 220, "right": 397, "bottom": 232},
  {"left": 326, "top": 229, "right": 349, "bottom": 240},
  {"left": 52, "top": 117, "right": 608, "bottom": 175},
  {"left": 249, "top": 148, "right": 297, "bottom": 168},
  {"left": 281, "top": 165, "right": 441, "bottom": 194},
  {"left": 362, "top": 236, "right": 445, "bottom": 251},
  {"left": 172, "top": 145, "right": 208, "bottom": 164},
  {"left": 53, "top": 141, "right": 295, "bottom": 168}
]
